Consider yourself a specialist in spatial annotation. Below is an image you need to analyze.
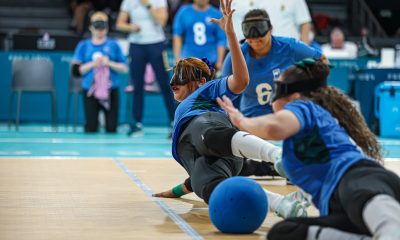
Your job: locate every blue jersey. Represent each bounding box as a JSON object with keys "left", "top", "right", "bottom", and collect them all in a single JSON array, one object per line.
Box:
[
  {"left": 172, "top": 77, "right": 238, "bottom": 165},
  {"left": 221, "top": 36, "right": 321, "bottom": 117},
  {"left": 173, "top": 4, "right": 226, "bottom": 64},
  {"left": 310, "top": 41, "right": 322, "bottom": 52},
  {"left": 72, "top": 38, "right": 127, "bottom": 90},
  {"left": 282, "top": 100, "right": 368, "bottom": 215}
]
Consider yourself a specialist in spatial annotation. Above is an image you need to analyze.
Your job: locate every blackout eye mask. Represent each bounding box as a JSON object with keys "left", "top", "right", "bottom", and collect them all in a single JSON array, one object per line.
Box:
[
  {"left": 169, "top": 64, "right": 210, "bottom": 86},
  {"left": 241, "top": 18, "right": 271, "bottom": 39},
  {"left": 91, "top": 20, "right": 108, "bottom": 29}
]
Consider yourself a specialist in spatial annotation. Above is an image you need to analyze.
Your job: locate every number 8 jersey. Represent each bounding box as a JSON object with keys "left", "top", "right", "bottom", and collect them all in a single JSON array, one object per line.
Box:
[
  {"left": 173, "top": 4, "right": 227, "bottom": 64},
  {"left": 222, "top": 36, "right": 321, "bottom": 117}
]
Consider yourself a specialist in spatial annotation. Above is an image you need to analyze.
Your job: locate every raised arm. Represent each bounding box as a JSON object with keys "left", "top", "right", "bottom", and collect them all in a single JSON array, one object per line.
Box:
[{"left": 211, "top": 0, "right": 249, "bottom": 94}]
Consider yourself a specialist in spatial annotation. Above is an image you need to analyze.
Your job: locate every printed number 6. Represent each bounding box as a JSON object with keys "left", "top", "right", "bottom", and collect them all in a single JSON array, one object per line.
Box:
[{"left": 256, "top": 83, "right": 272, "bottom": 105}]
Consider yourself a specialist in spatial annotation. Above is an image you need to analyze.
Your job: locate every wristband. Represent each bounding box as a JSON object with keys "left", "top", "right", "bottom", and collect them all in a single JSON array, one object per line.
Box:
[{"left": 172, "top": 183, "right": 187, "bottom": 197}]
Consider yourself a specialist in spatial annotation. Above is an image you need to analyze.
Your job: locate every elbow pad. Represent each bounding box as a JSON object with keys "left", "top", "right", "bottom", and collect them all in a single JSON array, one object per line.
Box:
[{"left": 72, "top": 63, "right": 82, "bottom": 77}]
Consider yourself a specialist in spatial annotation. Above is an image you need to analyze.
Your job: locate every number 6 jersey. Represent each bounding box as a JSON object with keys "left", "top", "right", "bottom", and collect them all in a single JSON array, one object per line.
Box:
[{"left": 222, "top": 36, "right": 321, "bottom": 117}]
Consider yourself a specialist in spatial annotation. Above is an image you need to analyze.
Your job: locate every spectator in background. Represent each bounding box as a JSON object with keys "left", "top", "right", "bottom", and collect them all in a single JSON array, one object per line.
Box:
[
  {"left": 322, "top": 27, "right": 358, "bottom": 59},
  {"left": 72, "top": 12, "right": 128, "bottom": 133},
  {"left": 173, "top": 0, "right": 226, "bottom": 72},
  {"left": 260, "top": 0, "right": 312, "bottom": 45},
  {"left": 68, "top": 0, "right": 123, "bottom": 35},
  {"left": 69, "top": 0, "right": 91, "bottom": 34},
  {"left": 231, "top": 0, "right": 312, "bottom": 45},
  {"left": 231, "top": 0, "right": 261, "bottom": 42},
  {"left": 117, "top": 0, "right": 176, "bottom": 137}
]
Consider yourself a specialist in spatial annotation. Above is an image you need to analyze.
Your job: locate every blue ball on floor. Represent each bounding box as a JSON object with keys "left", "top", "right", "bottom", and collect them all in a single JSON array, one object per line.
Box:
[{"left": 208, "top": 176, "right": 268, "bottom": 233}]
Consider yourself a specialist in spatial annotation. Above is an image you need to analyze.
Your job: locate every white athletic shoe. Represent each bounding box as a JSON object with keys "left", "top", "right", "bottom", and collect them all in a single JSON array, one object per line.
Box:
[
  {"left": 274, "top": 157, "right": 287, "bottom": 178},
  {"left": 285, "top": 190, "right": 312, "bottom": 208},
  {"left": 275, "top": 194, "right": 308, "bottom": 218}
]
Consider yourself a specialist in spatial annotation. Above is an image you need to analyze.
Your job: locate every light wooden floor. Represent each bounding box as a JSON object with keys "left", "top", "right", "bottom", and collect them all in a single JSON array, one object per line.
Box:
[{"left": 0, "top": 158, "right": 399, "bottom": 240}]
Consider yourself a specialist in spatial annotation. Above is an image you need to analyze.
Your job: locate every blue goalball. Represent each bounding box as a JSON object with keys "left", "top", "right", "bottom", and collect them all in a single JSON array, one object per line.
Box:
[{"left": 208, "top": 176, "right": 268, "bottom": 233}]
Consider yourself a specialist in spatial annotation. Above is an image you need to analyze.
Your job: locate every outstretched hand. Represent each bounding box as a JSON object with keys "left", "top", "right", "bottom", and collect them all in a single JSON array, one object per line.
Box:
[
  {"left": 217, "top": 95, "right": 245, "bottom": 129},
  {"left": 210, "top": 0, "right": 235, "bottom": 34},
  {"left": 152, "top": 189, "right": 180, "bottom": 198}
]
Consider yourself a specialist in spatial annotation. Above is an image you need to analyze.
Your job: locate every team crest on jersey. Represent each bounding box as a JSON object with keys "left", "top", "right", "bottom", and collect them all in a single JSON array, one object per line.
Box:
[
  {"left": 272, "top": 68, "right": 281, "bottom": 80},
  {"left": 205, "top": 16, "right": 212, "bottom": 25}
]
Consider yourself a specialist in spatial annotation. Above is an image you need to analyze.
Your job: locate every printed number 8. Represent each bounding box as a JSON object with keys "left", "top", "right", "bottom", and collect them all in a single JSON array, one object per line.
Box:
[{"left": 193, "top": 22, "right": 207, "bottom": 46}]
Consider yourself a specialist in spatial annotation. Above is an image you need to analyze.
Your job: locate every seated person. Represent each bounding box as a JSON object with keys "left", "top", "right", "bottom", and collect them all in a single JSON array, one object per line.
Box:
[{"left": 322, "top": 27, "right": 357, "bottom": 59}]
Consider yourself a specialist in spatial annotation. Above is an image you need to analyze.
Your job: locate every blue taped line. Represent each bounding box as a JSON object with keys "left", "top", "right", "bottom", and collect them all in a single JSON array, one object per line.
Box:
[{"left": 113, "top": 158, "right": 203, "bottom": 240}]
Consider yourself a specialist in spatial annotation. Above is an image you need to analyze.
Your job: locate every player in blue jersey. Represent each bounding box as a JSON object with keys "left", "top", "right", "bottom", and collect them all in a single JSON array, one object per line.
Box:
[
  {"left": 222, "top": 9, "right": 324, "bottom": 117},
  {"left": 218, "top": 58, "right": 400, "bottom": 240},
  {"left": 222, "top": 8, "right": 325, "bottom": 179},
  {"left": 173, "top": 0, "right": 226, "bottom": 71},
  {"left": 153, "top": 0, "right": 309, "bottom": 219},
  {"left": 72, "top": 12, "right": 128, "bottom": 133}
]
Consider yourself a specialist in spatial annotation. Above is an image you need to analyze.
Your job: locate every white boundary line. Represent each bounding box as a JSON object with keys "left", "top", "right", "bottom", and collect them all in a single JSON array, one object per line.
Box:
[{"left": 113, "top": 158, "right": 203, "bottom": 240}]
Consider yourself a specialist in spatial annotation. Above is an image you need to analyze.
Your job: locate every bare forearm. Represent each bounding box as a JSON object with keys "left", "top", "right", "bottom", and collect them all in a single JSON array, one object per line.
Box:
[
  {"left": 116, "top": 11, "right": 140, "bottom": 33},
  {"left": 237, "top": 116, "right": 271, "bottom": 139},
  {"left": 148, "top": 7, "right": 168, "bottom": 27},
  {"left": 216, "top": 46, "right": 226, "bottom": 69},
  {"left": 228, "top": 31, "right": 249, "bottom": 93},
  {"left": 237, "top": 111, "right": 300, "bottom": 140},
  {"left": 116, "top": 22, "right": 138, "bottom": 33},
  {"left": 300, "top": 22, "right": 311, "bottom": 45},
  {"left": 79, "top": 61, "right": 95, "bottom": 75},
  {"left": 173, "top": 36, "right": 182, "bottom": 62},
  {"left": 109, "top": 61, "right": 128, "bottom": 73}
]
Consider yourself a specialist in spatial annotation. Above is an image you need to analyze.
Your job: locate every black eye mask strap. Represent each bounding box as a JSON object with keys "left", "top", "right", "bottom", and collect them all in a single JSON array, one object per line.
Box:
[{"left": 271, "top": 78, "right": 327, "bottom": 102}]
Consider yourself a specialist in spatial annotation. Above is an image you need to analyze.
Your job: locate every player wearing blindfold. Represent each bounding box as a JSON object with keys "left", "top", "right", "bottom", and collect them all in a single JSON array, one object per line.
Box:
[
  {"left": 153, "top": 0, "right": 310, "bottom": 220},
  {"left": 71, "top": 12, "right": 128, "bottom": 133},
  {"left": 222, "top": 9, "right": 327, "bottom": 118},
  {"left": 218, "top": 59, "right": 400, "bottom": 240}
]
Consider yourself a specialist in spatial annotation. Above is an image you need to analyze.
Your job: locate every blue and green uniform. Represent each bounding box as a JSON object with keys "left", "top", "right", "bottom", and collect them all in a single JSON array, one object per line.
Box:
[
  {"left": 172, "top": 76, "right": 238, "bottom": 165},
  {"left": 282, "top": 100, "right": 367, "bottom": 215}
]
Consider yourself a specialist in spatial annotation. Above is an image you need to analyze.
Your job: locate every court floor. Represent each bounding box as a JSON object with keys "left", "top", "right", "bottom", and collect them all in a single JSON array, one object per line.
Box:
[{"left": 1, "top": 125, "right": 399, "bottom": 239}]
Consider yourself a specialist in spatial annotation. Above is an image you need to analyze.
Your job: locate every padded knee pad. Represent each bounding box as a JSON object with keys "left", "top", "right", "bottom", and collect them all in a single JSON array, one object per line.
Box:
[
  {"left": 267, "top": 220, "right": 308, "bottom": 240},
  {"left": 203, "top": 127, "right": 237, "bottom": 157}
]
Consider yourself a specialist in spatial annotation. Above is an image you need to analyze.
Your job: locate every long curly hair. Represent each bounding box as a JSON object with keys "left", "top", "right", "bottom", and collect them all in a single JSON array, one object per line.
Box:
[{"left": 281, "top": 60, "right": 383, "bottom": 162}]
